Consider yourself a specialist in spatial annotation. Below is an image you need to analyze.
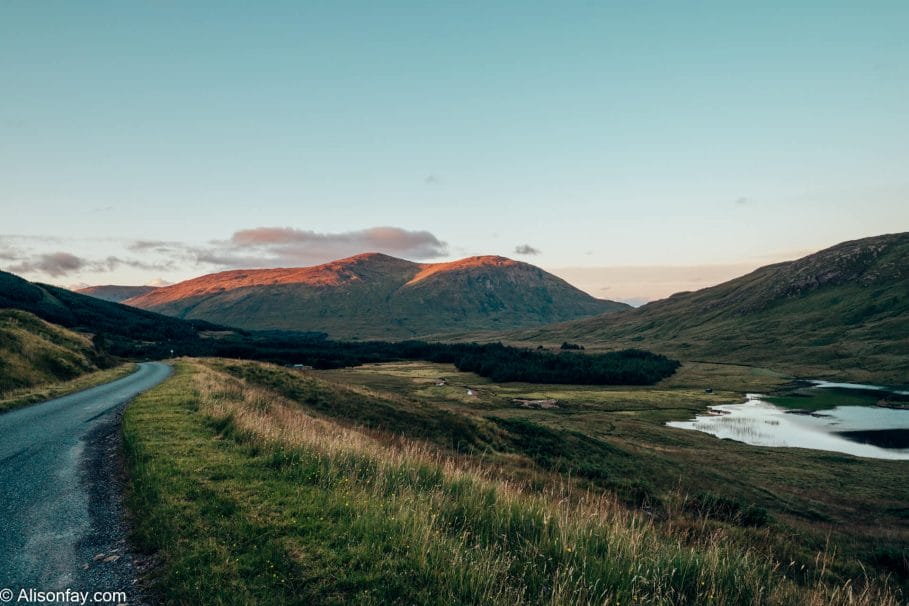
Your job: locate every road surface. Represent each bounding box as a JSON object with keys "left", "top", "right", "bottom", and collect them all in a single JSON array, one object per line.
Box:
[{"left": 0, "top": 362, "right": 172, "bottom": 602}]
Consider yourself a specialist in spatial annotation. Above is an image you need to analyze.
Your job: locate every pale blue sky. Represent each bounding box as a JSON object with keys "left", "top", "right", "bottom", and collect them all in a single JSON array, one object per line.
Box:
[{"left": 1, "top": 2, "right": 907, "bottom": 301}]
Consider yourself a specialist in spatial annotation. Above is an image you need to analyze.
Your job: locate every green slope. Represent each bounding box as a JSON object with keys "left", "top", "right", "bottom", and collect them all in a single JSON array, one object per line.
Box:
[
  {"left": 516, "top": 233, "right": 909, "bottom": 382},
  {"left": 0, "top": 309, "right": 102, "bottom": 394}
]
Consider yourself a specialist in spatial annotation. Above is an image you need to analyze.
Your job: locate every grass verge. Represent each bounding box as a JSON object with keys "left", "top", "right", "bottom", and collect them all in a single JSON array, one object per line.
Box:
[
  {"left": 0, "top": 362, "right": 137, "bottom": 413},
  {"left": 123, "top": 360, "right": 902, "bottom": 605}
]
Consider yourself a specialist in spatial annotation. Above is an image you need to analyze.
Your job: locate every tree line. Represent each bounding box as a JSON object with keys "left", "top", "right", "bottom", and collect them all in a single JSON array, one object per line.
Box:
[{"left": 112, "top": 333, "right": 680, "bottom": 386}]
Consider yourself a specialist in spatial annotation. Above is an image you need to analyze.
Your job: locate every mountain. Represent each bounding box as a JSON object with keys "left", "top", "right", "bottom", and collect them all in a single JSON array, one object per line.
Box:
[
  {"left": 75, "top": 284, "right": 158, "bottom": 303},
  {"left": 124, "top": 253, "right": 628, "bottom": 339},
  {"left": 514, "top": 233, "right": 909, "bottom": 382}
]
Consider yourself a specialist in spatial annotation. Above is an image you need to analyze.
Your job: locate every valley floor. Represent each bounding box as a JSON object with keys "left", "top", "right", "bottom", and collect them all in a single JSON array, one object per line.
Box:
[{"left": 123, "top": 359, "right": 907, "bottom": 605}]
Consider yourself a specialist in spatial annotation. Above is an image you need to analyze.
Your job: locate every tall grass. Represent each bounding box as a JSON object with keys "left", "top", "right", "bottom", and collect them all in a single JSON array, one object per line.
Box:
[
  {"left": 130, "top": 359, "right": 899, "bottom": 605},
  {"left": 0, "top": 310, "right": 134, "bottom": 412},
  {"left": 0, "top": 309, "right": 99, "bottom": 394}
]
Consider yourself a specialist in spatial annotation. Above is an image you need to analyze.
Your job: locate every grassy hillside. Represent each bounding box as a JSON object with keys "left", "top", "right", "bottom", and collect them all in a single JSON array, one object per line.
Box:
[
  {"left": 0, "top": 309, "right": 141, "bottom": 412},
  {"left": 124, "top": 253, "right": 627, "bottom": 339},
  {"left": 0, "top": 270, "right": 230, "bottom": 348},
  {"left": 124, "top": 359, "right": 905, "bottom": 604},
  {"left": 0, "top": 309, "right": 102, "bottom": 394},
  {"left": 514, "top": 233, "right": 909, "bottom": 382}
]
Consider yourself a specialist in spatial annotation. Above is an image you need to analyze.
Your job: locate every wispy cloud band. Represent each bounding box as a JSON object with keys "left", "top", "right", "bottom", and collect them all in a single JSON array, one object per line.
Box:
[{"left": 1, "top": 226, "right": 449, "bottom": 279}]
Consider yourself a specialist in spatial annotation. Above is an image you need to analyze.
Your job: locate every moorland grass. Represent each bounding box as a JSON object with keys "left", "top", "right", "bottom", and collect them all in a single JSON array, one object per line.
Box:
[
  {"left": 0, "top": 308, "right": 135, "bottom": 413},
  {"left": 123, "top": 360, "right": 902, "bottom": 605},
  {"left": 0, "top": 309, "right": 100, "bottom": 394},
  {"left": 280, "top": 360, "right": 909, "bottom": 587}
]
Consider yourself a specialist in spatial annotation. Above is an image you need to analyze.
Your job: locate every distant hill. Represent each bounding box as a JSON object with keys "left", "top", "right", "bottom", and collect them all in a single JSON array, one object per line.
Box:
[
  {"left": 515, "top": 233, "right": 909, "bottom": 382},
  {"left": 0, "top": 309, "right": 103, "bottom": 395},
  {"left": 75, "top": 284, "right": 158, "bottom": 303},
  {"left": 124, "top": 253, "right": 628, "bottom": 339},
  {"left": 0, "top": 270, "right": 227, "bottom": 346}
]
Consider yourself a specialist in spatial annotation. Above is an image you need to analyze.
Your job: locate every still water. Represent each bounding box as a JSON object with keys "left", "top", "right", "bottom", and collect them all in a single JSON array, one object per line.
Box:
[{"left": 667, "top": 387, "right": 909, "bottom": 460}]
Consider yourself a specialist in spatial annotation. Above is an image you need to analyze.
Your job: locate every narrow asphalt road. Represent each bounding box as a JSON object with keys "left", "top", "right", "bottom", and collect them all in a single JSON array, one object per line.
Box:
[{"left": 0, "top": 362, "right": 172, "bottom": 602}]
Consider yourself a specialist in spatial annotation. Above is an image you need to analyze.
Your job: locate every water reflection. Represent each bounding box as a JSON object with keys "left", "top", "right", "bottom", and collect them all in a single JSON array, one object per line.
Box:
[
  {"left": 667, "top": 394, "right": 909, "bottom": 460},
  {"left": 808, "top": 380, "right": 909, "bottom": 396}
]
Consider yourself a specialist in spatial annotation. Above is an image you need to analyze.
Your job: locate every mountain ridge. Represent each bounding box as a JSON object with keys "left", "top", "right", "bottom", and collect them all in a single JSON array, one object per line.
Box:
[
  {"left": 123, "top": 253, "right": 628, "bottom": 339},
  {"left": 512, "top": 232, "right": 909, "bottom": 381}
]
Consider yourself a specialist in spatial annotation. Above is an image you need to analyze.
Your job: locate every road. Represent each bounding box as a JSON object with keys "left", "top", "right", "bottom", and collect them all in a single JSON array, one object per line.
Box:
[{"left": 0, "top": 362, "right": 172, "bottom": 601}]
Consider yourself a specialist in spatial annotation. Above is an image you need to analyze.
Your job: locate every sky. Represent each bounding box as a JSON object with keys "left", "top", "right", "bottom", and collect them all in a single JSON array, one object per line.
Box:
[{"left": 1, "top": 1, "right": 907, "bottom": 304}]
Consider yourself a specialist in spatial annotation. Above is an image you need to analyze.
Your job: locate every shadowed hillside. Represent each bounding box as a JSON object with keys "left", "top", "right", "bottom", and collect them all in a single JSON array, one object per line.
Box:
[
  {"left": 0, "top": 309, "right": 102, "bottom": 394},
  {"left": 515, "top": 233, "right": 909, "bottom": 381},
  {"left": 0, "top": 270, "right": 228, "bottom": 345},
  {"left": 124, "top": 253, "right": 628, "bottom": 339}
]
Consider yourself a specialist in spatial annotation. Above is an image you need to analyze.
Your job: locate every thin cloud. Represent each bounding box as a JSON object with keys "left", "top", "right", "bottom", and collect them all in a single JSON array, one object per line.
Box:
[
  {"left": 127, "top": 240, "right": 183, "bottom": 253},
  {"left": 3, "top": 227, "right": 450, "bottom": 279},
  {"left": 98, "top": 256, "right": 176, "bottom": 272},
  {"left": 9, "top": 252, "right": 86, "bottom": 277},
  {"left": 0, "top": 247, "right": 19, "bottom": 261},
  {"left": 192, "top": 249, "right": 254, "bottom": 267},
  {"left": 514, "top": 244, "right": 541, "bottom": 255},
  {"left": 6, "top": 251, "right": 173, "bottom": 278},
  {"left": 0, "top": 237, "right": 27, "bottom": 262},
  {"left": 201, "top": 226, "right": 449, "bottom": 268}
]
